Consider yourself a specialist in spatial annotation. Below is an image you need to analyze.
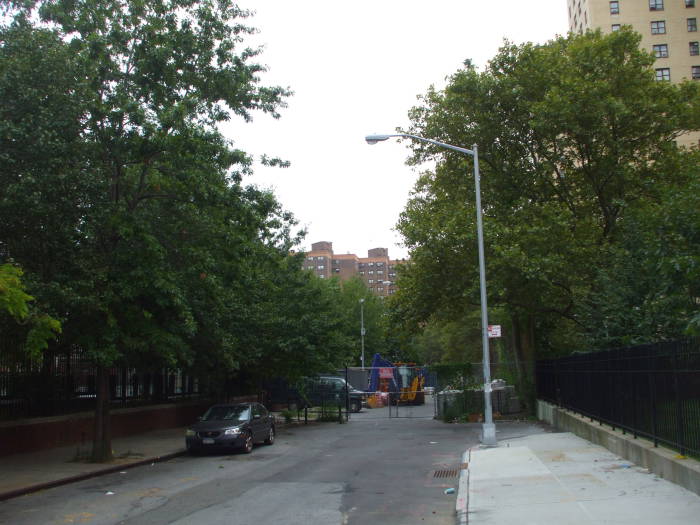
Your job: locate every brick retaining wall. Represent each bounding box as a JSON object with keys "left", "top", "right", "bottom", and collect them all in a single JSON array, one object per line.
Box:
[{"left": 0, "top": 395, "right": 258, "bottom": 456}]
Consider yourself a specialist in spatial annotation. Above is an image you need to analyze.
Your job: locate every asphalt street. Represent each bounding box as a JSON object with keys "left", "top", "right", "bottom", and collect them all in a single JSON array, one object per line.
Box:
[{"left": 0, "top": 403, "right": 548, "bottom": 525}]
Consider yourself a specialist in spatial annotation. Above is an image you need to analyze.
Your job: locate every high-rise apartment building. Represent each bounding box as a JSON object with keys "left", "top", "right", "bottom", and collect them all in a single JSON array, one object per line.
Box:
[
  {"left": 300, "top": 241, "right": 405, "bottom": 297},
  {"left": 568, "top": 0, "right": 699, "bottom": 145},
  {"left": 569, "top": 0, "right": 698, "bottom": 82}
]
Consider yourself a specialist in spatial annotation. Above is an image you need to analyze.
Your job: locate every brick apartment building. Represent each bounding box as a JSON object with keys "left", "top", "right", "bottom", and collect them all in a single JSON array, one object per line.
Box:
[{"left": 300, "top": 241, "right": 406, "bottom": 297}]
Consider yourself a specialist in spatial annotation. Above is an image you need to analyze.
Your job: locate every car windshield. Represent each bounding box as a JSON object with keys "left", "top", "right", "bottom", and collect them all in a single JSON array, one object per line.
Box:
[
  {"left": 201, "top": 405, "right": 250, "bottom": 422},
  {"left": 314, "top": 377, "right": 361, "bottom": 391}
]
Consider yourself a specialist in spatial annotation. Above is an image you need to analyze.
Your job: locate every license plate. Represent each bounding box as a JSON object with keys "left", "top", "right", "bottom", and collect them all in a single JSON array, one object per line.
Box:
[{"left": 202, "top": 438, "right": 215, "bottom": 445}]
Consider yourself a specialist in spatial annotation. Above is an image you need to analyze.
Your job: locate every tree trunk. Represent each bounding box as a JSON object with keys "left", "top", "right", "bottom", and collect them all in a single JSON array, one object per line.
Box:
[
  {"left": 511, "top": 313, "right": 536, "bottom": 413},
  {"left": 91, "top": 365, "right": 113, "bottom": 462},
  {"left": 508, "top": 321, "right": 524, "bottom": 390}
]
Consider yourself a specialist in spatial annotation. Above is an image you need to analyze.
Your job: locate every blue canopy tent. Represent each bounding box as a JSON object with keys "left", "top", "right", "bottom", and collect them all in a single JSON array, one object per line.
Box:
[{"left": 367, "top": 353, "right": 399, "bottom": 393}]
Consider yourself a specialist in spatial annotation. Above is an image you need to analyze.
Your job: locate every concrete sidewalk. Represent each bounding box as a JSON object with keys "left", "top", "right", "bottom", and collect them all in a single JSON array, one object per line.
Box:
[
  {"left": 458, "top": 432, "right": 700, "bottom": 524},
  {"left": 0, "top": 427, "right": 187, "bottom": 501}
]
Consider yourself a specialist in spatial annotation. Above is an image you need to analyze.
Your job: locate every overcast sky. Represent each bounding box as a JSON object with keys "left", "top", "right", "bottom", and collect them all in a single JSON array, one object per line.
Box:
[{"left": 225, "top": 1, "right": 569, "bottom": 259}]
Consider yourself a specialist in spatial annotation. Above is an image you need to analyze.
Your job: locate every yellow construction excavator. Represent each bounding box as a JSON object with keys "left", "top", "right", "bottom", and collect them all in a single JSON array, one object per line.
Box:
[{"left": 396, "top": 363, "right": 426, "bottom": 405}]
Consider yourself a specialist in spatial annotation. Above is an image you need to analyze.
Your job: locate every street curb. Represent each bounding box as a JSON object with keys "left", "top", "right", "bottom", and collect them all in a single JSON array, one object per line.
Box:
[
  {"left": 456, "top": 448, "right": 470, "bottom": 525},
  {"left": 0, "top": 450, "right": 187, "bottom": 502}
]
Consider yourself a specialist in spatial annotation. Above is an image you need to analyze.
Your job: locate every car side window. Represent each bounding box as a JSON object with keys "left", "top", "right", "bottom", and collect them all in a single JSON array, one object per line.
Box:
[{"left": 258, "top": 404, "right": 268, "bottom": 417}]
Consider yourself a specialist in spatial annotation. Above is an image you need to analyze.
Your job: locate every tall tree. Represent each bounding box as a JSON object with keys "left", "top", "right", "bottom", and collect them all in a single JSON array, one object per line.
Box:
[
  {"left": 0, "top": 0, "right": 290, "bottom": 460},
  {"left": 395, "top": 29, "right": 700, "bottom": 403}
]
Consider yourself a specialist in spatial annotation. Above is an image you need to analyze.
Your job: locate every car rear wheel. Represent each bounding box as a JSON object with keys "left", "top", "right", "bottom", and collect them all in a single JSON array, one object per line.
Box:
[
  {"left": 242, "top": 432, "right": 254, "bottom": 454},
  {"left": 264, "top": 426, "right": 275, "bottom": 445}
]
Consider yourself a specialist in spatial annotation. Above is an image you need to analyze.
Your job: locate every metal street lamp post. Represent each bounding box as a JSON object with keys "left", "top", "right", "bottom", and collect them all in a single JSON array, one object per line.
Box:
[
  {"left": 360, "top": 298, "right": 366, "bottom": 370},
  {"left": 365, "top": 133, "right": 497, "bottom": 446}
]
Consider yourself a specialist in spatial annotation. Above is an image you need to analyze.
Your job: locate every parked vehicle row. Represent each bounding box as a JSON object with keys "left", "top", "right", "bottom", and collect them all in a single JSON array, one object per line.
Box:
[{"left": 185, "top": 372, "right": 381, "bottom": 455}]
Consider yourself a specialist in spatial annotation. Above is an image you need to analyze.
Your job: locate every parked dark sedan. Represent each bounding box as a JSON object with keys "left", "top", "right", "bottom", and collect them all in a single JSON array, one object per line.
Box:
[{"left": 185, "top": 402, "right": 275, "bottom": 454}]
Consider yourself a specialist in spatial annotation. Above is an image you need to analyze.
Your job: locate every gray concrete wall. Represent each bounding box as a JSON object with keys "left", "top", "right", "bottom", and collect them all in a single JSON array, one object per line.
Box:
[{"left": 537, "top": 400, "right": 700, "bottom": 497}]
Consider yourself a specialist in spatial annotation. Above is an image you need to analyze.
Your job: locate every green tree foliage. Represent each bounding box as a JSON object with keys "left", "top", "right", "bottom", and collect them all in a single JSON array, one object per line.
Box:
[
  {"left": 0, "top": 0, "right": 327, "bottom": 461},
  {"left": 395, "top": 316, "right": 479, "bottom": 365},
  {"left": 0, "top": 264, "right": 61, "bottom": 360},
  {"left": 334, "top": 277, "right": 393, "bottom": 362},
  {"left": 394, "top": 29, "right": 700, "bottom": 396},
  {"left": 578, "top": 151, "right": 700, "bottom": 346},
  {"left": 241, "top": 258, "right": 358, "bottom": 384},
  {"left": 0, "top": 264, "right": 32, "bottom": 321}
]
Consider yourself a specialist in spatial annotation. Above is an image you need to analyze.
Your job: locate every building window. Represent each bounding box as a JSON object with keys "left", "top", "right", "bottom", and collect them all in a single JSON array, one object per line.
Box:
[
  {"left": 317, "top": 265, "right": 324, "bottom": 269},
  {"left": 610, "top": 1, "right": 619, "bottom": 14},
  {"left": 692, "top": 66, "right": 700, "bottom": 78},
  {"left": 687, "top": 0, "right": 696, "bottom": 7},
  {"left": 655, "top": 67, "right": 671, "bottom": 80},
  {"left": 689, "top": 18, "right": 698, "bottom": 31},
  {"left": 651, "top": 21, "right": 666, "bottom": 34},
  {"left": 649, "top": 0, "right": 664, "bottom": 11},
  {"left": 359, "top": 271, "right": 365, "bottom": 275},
  {"left": 612, "top": 24, "right": 621, "bottom": 31},
  {"left": 368, "top": 270, "right": 374, "bottom": 275},
  {"left": 368, "top": 279, "right": 374, "bottom": 284},
  {"left": 319, "top": 274, "right": 325, "bottom": 279},
  {"left": 653, "top": 44, "right": 669, "bottom": 57},
  {"left": 691, "top": 41, "right": 699, "bottom": 55}
]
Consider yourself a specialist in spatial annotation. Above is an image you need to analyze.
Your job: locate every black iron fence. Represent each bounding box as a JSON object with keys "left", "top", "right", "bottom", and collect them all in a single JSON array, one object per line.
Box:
[
  {"left": 536, "top": 338, "right": 700, "bottom": 457},
  {"left": 0, "top": 348, "right": 202, "bottom": 420}
]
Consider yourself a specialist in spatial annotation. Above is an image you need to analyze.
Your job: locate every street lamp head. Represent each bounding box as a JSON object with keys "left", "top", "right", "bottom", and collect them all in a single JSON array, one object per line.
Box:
[
  {"left": 359, "top": 298, "right": 365, "bottom": 304},
  {"left": 365, "top": 134, "right": 392, "bottom": 145}
]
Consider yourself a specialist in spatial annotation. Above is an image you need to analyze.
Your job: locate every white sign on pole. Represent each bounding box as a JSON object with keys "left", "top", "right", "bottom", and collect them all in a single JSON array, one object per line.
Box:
[{"left": 487, "top": 325, "right": 501, "bottom": 338}]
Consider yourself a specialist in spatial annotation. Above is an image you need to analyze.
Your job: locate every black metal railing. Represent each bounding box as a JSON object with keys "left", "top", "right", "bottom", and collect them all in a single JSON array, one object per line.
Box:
[
  {"left": 0, "top": 349, "right": 202, "bottom": 420},
  {"left": 536, "top": 339, "right": 700, "bottom": 457}
]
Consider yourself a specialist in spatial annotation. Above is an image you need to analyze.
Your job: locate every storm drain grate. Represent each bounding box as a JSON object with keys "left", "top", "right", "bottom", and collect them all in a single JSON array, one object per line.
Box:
[
  {"left": 434, "top": 469, "right": 459, "bottom": 478},
  {"left": 433, "top": 463, "right": 468, "bottom": 479}
]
